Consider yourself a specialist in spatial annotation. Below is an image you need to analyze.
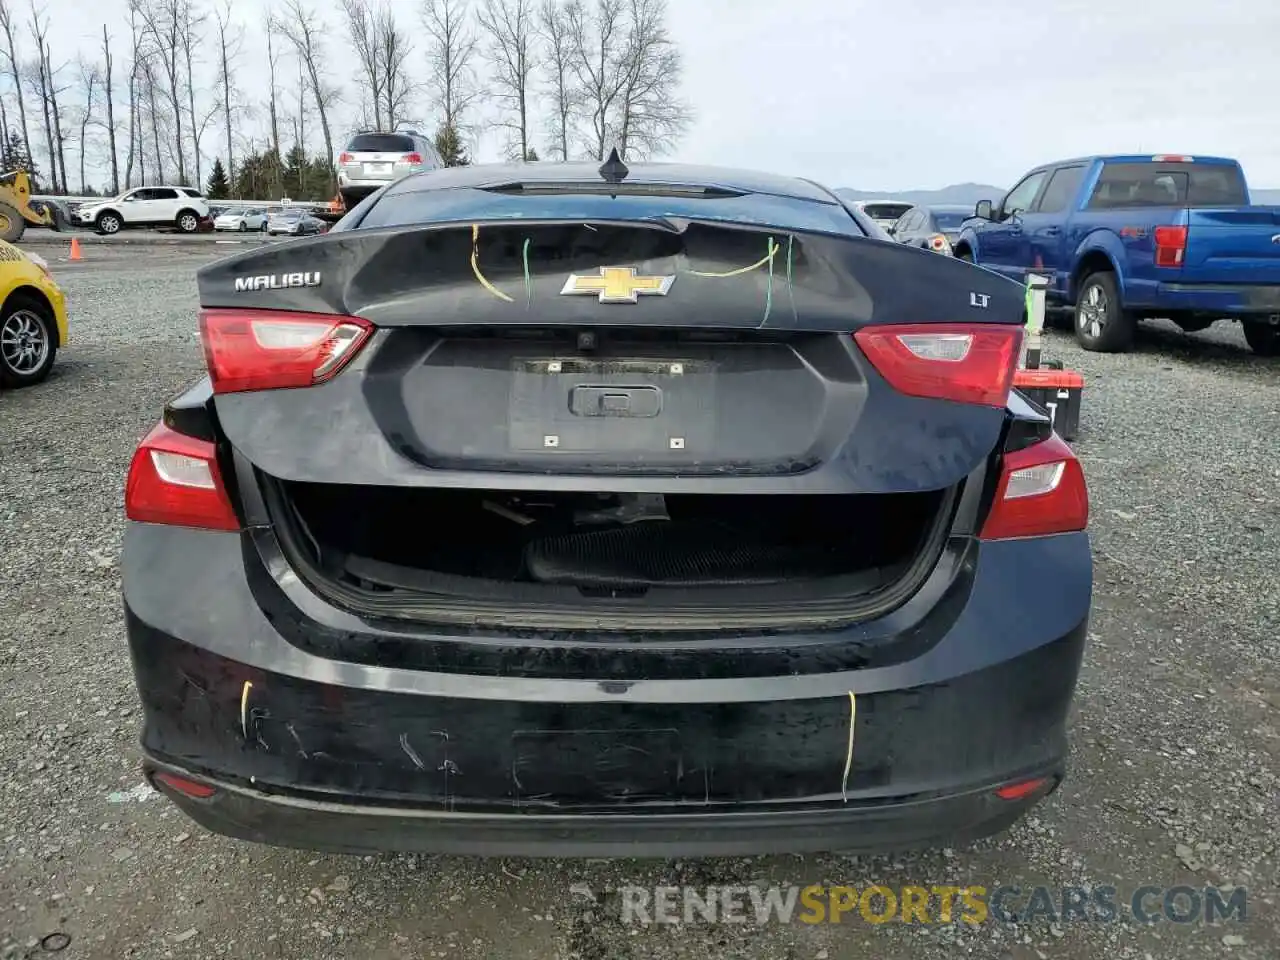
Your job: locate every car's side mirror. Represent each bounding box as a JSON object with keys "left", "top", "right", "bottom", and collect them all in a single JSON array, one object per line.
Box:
[
  {"left": 885, "top": 224, "right": 896, "bottom": 236},
  {"left": 974, "top": 199, "right": 993, "bottom": 220}
]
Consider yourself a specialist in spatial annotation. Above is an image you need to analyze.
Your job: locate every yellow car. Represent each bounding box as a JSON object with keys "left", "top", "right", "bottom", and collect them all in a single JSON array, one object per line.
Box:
[{"left": 0, "top": 239, "right": 67, "bottom": 387}]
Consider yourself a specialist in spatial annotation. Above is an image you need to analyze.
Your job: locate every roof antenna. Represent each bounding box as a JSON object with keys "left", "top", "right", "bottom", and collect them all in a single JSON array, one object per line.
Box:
[{"left": 598, "top": 146, "right": 629, "bottom": 184}]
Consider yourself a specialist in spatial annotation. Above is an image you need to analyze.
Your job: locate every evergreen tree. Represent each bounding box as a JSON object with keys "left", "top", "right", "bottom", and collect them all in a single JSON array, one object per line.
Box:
[
  {"left": 434, "top": 124, "right": 469, "bottom": 167},
  {"left": 281, "top": 144, "right": 311, "bottom": 199},
  {"left": 1, "top": 133, "right": 40, "bottom": 187},
  {"left": 524, "top": 146, "right": 539, "bottom": 162},
  {"left": 205, "top": 158, "right": 230, "bottom": 199}
]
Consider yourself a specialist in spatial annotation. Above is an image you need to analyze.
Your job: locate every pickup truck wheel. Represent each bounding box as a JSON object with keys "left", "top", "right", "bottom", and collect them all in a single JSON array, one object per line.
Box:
[
  {"left": 1241, "top": 319, "right": 1280, "bottom": 357},
  {"left": 1075, "top": 272, "right": 1134, "bottom": 352},
  {"left": 955, "top": 249, "right": 973, "bottom": 263}
]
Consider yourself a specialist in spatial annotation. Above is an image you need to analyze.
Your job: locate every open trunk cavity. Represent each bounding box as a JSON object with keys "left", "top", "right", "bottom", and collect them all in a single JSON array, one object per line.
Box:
[{"left": 264, "top": 480, "right": 959, "bottom": 632}]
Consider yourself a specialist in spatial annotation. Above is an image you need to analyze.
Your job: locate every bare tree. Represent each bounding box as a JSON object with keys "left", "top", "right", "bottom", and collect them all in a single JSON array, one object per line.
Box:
[
  {"left": 212, "top": 1, "right": 241, "bottom": 181},
  {"left": 101, "top": 25, "right": 119, "bottom": 193},
  {"left": 74, "top": 56, "right": 99, "bottom": 192},
  {"left": 375, "top": 4, "right": 414, "bottom": 128},
  {"left": 134, "top": 0, "right": 187, "bottom": 182},
  {"left": 264, "top": 17, "right": 281, "bottom": 161},
  {"left": 613, "top": 0, "right": 687, "bottom": 160},
  {"left": 537, "top": 0, "right": 576, "bottom": 160},
  {"left": 340, "top": 0, "right": 383, "bottom": 130},
  {"left": 275, "top": 0, "right": 338, "bottom": 193},
  {"left": 477, "top": 0, "right": 536, "bottom": 160},
  {"left": 176, "top": 0, "right": 208, "bottom": 184},
  {"left": 0, "top": 1, "right": 32, "bottom": 164},
  {"left": 420, "top": 0, "right": 480, "bottom": 137},
  {"left": 564, "top": 0, "right": 629, "bottom": 161},
  {"left": 143, "top": 56, "right": 164, "bottom": 181},
  {"left": 26, "top": 5, "right": 56, "bottom": 189},
  {"left": 43, "top": 38, "right": 68, "bottom": 190},
  {"left": 124, "top": 7, "right": 144, "bottom": 185}
]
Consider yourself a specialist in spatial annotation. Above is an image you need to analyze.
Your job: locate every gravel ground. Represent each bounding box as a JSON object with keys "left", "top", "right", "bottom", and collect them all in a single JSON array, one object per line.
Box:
[{"left": 1, "top": 247, "right": 1277, "bottom": 959}]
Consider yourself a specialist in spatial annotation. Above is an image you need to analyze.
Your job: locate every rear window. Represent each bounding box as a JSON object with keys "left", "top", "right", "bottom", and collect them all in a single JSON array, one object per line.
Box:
[
  {"left": 347, "top": 134, "right": 416, "bottom": 153},
  {"left": 932, "top": 211, "right": 968, "bottom": 229},
  {"left": 1087, "top": 162, "right": 1247, "bottom": 209},
  {"left": 358, "top": 189, "right": 870, "bottom": 237},
  {"left": 863, "top": 203, "right": 912, "bottom": 220}
]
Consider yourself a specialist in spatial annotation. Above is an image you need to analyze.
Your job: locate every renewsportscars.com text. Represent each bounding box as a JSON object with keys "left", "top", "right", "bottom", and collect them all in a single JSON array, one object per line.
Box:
[{"left": 608, "top": 884, "right": 1247, "bottom": 926}]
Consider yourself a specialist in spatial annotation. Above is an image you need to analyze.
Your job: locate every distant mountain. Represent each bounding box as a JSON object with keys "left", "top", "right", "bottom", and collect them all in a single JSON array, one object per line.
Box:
[
  {"left": 834, "top": 183, "right": 1005, "bottom": 207},
  {"left": 835, "top": 183, "right": 1280, "bottom": 207}
]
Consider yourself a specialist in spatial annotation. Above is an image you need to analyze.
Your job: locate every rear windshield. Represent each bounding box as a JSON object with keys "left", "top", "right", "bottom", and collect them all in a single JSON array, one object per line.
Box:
[
  {"left": 933, "top": 211, "right": 968, "bottom": 229},
  {"left": 347, "top": 134, "right": 415, "bottom": 153},
  {"left": 863, "top": 203, "right": 912, "bottom": 220},
  {"left": 1087, "top": 162, "right": 1247, "bottom": 209},
  {"left": 357, "top": 189, "right": 867, "bottom": 237}
]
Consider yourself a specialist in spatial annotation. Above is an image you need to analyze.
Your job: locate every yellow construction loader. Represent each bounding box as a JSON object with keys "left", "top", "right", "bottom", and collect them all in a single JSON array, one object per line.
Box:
[{"left": 0, "top": 170, "right": 65, "bottom": 242}]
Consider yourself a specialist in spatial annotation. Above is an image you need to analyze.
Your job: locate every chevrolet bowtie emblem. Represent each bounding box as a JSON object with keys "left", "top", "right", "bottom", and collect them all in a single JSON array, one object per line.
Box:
[{"left": 560, "top": 266, "right": 675, "bottom": 304}]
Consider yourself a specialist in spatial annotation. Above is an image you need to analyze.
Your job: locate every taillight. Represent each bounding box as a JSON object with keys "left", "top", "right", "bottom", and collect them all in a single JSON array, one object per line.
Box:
[
  {"left": 152, "top": 770, "right": 218, "bottom": 799},
  {"left": 1151, "top": 154, "right": 1193, "bottom": 162},
  {"left": 199, "top": 309, "right": 373, "bottom": 394},
  {"left": 338, "top": 152, "right": 353, "bottom": 164},
  {"left": 929, "top": 234, "right": 950, "bottom": 253},
  {"left": 853, "top": 323, "right": 1022, "bottom": 407},
  {"left": 1153, "top": 225, "right": 1187, "bottom": 268},
  {"left": 125, "top": 423, "right": 239, "bottom": 531},
  {"left": 980, "top": 433, "right": 1089, "bottom": 540},
  {"left": 404, "top": 152, "right": 423, "bottom": 164}
]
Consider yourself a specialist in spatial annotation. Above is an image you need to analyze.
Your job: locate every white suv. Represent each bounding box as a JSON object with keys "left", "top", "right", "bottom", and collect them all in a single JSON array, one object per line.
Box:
[
  {"left": 337, "top": 131, "right": 442, "bottom": 207},
  {"left": 78, "top": 186, "right": 210, "bottom": 235}
]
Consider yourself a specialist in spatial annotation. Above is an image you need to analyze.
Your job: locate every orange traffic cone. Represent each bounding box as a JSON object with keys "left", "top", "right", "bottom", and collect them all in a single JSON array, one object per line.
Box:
[{"left": 69, "top": 237, "right": 82, "bottom": 261}]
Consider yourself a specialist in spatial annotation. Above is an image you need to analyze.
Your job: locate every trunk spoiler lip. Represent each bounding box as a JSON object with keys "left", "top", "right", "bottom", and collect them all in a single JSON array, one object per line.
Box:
[
  {"left": 196, "top": 215, "right": 1026, "bottom": 332},
  {"left": 197, "top": 214, "right": 1030, "bottom": 279}
]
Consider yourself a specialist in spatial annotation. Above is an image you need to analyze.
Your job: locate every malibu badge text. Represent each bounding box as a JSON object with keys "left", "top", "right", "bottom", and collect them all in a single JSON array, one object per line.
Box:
[{"left": 233, "top": 272, "right": 322, "bottom": 292}]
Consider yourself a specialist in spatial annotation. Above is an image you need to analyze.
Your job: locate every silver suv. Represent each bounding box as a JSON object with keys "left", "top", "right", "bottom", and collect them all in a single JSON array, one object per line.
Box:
[{"left": 337, "top": 131, "right": 442, "bottom": 205}]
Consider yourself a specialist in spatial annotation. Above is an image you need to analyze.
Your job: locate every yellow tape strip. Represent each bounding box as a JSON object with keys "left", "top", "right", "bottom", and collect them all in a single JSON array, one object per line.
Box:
[
  {"left": 841, "top": 690, "right": 857, "bottom": 803},
  {"left": 471, "top": 224, "right": 514, "bottom": 302},
  {"left": 240, "top": 680, "right": 253, "bottom": 739},
  {"left": 688, "top": 237, "right": 780, "bottom": 278}
]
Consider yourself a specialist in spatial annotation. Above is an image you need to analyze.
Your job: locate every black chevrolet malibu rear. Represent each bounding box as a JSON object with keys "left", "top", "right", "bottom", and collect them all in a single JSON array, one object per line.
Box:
[{"left": 121, "top": 162, "right": 1092, "bottom": 857}]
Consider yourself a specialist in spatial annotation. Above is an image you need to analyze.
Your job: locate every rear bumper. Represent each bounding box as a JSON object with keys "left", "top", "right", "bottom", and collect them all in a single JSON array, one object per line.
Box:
[
  {"left": 145, "top": 755, "right": 1059, "bottom": 858},
  {"left": 123, "top": 523, "right": 1091, "bottom": 857},
  {"left": 1149, "top": 282, "right": 1280, "bottom": 315},
  {"left": 337, "top": 176, "right": 394, "bottom": 194}
]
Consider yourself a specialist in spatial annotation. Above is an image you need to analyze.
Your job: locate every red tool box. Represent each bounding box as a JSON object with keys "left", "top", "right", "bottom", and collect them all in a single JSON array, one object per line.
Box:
[{"left": 1013, "top": 363, "right": 1084, "bottom": 441}]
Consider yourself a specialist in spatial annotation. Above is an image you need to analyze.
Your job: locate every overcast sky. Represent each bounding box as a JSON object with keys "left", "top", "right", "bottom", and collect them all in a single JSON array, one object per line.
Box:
[{"left": 12, "top": 0, "right": 1280, "bottom": 193}]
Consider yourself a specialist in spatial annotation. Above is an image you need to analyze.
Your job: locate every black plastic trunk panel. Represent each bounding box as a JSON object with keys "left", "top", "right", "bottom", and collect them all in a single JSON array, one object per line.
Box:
[
  {"left": 367, "top": 331, "right": 840, "bottom": 475},
  {"left": 524, "top": 519, "right": 855, "bottom": 588}
]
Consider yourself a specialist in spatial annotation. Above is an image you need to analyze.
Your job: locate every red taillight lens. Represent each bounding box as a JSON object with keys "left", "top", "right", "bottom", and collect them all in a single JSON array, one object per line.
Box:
[
  {"left": 995, "top": 776, "right": 1050, "bottom": 801},
  {"left": 404, "top": 152, "right": 423, "bottom": 164},
  {"left": 929, "top": 234, "right": 950, "bottom": 252},
  {"left": 980, "top": 433, "right": 1089, "bottom": 540},
  {"left": 338, "top": 152, "right": 354, "bottom": 164},
  {"left": 200, "top": 309, "right": 373, "bottom": 394},
  {"left": 854, "top": 323, "right": 1022, "bottom": 407},
  {"left": 125, "top": 423, "right": 239, "bottom": 531},
  {"left": 153, "top": 771, "right": 218, "bottom": 799},
  {"left": 1153, "top": 225, "right": 1187, "bottom": 267}
]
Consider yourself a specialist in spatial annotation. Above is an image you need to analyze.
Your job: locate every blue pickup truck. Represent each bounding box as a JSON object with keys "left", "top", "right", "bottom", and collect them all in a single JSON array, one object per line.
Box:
[{"left": 953, "top": 155, "right": 1280, "bottom": 355}]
